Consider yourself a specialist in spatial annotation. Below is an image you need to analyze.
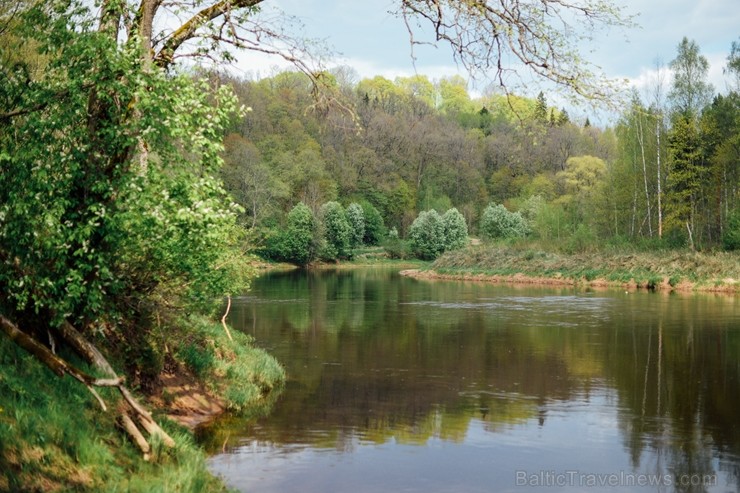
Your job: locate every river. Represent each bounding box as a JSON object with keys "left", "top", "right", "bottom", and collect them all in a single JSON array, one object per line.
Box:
[{"left": 200, "top": 267, "right": 740, "bottom": 492}]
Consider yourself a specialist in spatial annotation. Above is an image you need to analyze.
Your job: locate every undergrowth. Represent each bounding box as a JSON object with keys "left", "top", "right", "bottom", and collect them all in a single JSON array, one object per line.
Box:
[
  {"left": 0, "top": 335, "right": 227, "bottom": 493},
  {"left": 173, "top": 315, "right": 285, "bottom": 412},
  {"left": 0, "top": 312, "right": 285, "bottom": 492}
]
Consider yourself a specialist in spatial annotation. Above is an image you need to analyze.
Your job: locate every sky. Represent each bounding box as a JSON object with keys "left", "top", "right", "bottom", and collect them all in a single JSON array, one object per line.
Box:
[{"left": 230, "top": 0, "right": 739, "bottom": 121}]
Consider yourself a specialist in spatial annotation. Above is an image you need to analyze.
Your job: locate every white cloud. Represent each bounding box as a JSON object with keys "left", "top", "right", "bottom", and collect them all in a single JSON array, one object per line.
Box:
[
  {"left": 626, "top": 51, "right": 732, "bottom": 99},
  {"left": 223, "top": 0, "right": 738, "bottom": 116}
]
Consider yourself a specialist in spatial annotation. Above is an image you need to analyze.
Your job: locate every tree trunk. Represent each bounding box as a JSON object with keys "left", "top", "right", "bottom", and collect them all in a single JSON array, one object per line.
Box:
[
  {"left": 636, "top": 112, "right": 653, "bottom": 236},
  {"left": 656, "top": 115, "right": 663, "bottom": 238}
]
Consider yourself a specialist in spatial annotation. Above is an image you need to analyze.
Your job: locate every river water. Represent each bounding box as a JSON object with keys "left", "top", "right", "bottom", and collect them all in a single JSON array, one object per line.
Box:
[{"left": 201, "top": 267, "right": 740, "bottom": 492}]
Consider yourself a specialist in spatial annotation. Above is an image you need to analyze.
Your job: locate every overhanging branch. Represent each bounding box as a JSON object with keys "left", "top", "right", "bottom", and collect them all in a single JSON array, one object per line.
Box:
[{"left": 153, "top": 0, "right": 264, "bottom": 68}]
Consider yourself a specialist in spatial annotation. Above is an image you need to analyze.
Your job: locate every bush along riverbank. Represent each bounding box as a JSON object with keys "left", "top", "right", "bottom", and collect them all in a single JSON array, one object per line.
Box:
[
  {"left": 401, "top": 245, "right": 740, "bottom": 293},
  {"left": 0, "top": 313, "right": 284, "bottom": 493}
]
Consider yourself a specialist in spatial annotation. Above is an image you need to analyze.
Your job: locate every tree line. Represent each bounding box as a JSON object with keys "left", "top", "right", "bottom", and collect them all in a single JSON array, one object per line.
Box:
[{"left": 217, "top": 36, "right": 740, "bottom": 262}]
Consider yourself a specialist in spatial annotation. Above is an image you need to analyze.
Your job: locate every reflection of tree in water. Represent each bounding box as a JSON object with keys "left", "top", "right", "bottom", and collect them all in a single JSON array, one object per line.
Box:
[
  {"left": 612, "top": 297, "right": 740, "bottom": 492},
  {"left": 211, "top": 269, "right": 740, "bottom": 491}
]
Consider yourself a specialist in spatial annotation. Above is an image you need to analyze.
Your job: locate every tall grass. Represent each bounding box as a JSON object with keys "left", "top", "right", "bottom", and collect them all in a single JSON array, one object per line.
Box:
[
  {"left": 174, "top": 315, "right": 285, "bottom": 412},
  {"left": 0, "top": 311, "right": 286, "bottom": 491},
  {"left": 432, "top": 243, "right": 740, "bottom": 290},
  {"left": 0, "top": 336, "right": 228, "bottom": 492}
]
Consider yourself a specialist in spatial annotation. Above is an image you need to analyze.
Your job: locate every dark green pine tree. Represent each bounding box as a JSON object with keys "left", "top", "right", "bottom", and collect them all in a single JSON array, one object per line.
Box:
[
  {"left": 667, "top": 114, "right": 704, "bottom": 248},
  {"left": 557, "top": 108, "right": 570, "bottom": 126},
  {"left": 534, "top": 91, "right": 548, "bottom": 123}
]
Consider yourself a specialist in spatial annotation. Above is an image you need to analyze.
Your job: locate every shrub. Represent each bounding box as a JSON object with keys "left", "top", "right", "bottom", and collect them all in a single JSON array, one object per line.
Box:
[
  {"left": 409, "top": 210, "right": 446, "bottom": 259},
  {"left": 518, "top": 195, "right": 546, "bottom": 223},
  {"left": 563, "top": 223, "right": 598, "bottom": 253},
  {"left": 320, "top": 201, "right": 352, "bottom": 260},
  {"left": 346, "top": 202, "right": 365, "bottom": 249},
  {"left": 442, "top": 207, "right": 468, "bottom": 250},
  {"left": 383, "top": 227, "right": 410, "bottom": 259},
  {"left": 360, "top": 200, "right": 386, "bottom": 245},
  {"left": 480, "top": 203, "right": 530, "bottom": 240},
  {"left": 264, "top": 202, "right": 316, "bottom": 265}
]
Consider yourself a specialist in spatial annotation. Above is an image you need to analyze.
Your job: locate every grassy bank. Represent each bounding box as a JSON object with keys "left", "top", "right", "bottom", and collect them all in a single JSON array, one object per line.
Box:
[
  {"left": 169, "top": 315, "right": 285, "bottom": 415},
  {"left": 415, "top": 244, "right": 740, "bottom": 292},
  {"left": 0, "top": 315, "right": 284, "bottom": 492}
]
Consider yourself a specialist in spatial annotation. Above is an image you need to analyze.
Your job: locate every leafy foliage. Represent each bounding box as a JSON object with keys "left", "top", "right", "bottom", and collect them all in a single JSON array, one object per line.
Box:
[
  {"left": 319, "top": 201, "right": 352, "bottom": 260},
  {"left": 666, "top": 114, "right": 703, "bottom": 238},
  {"left": 382, "top": 227, "right": 410, "bottom": 259},
  {"left": 441, "top": 208, "right": 468, "bottom": 251},
  {"left": 360, "top": 201, "right": 386, "bottom": 245},
  {"left": 480, "top": 204, "right": 530, "bottom": 240},
  {"left": 669, "top": 37, "right": 714, "bottom": 117},
  {"left": 409, "top": 210, "right": 446, "bottom": 260},
  {"left": 346, "top": 203, "right": 365, "bottom": 249},
  {"left": 264, "top": 202, "right": 316, "bottom": 266},
  {"left": 723, "top": 207, "right": 740, "bottom": 251},
  {"left": 0, "top": 2, "right": 247, "bottom": 334}
]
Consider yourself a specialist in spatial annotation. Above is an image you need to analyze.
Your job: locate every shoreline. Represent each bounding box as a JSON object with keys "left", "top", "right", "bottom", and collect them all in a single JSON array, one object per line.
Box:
[{"left": 399, "top": 268, "right": 739, "bottom": 294}]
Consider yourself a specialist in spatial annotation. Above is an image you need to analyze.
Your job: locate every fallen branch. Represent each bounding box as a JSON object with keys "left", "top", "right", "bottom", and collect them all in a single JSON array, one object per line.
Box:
[
  {"left": 1, "top": 314, "right": 70, "bottom": 378},
  {"left": 57, "top": 321, "right": 116, "bottom": 375},
  {"left": 55, "top": 320, "right": 176, "bottom": 448},
  {"left": 120, "top": 412, "right": 151, "bottom": 460},
  {"left": 86, "top": 384, "right": 108, "bottom": 411},
  {"left": 137, "top": 412, "right": 176, "bottom": 448},
  {"left": 0, "top": 314, "right": 176, "bottom": 455},
  {"left": 0, "top": 315, "right": 124, "bottom": 407}
]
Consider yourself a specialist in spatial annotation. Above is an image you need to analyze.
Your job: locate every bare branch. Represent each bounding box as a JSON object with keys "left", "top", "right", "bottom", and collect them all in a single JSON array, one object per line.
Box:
[
  {"left": 396, "top": 0, "right": 635, "bottom": 104},
  {"left": 154, "top": 0, "right": 264, "bottom": 68},
  {"left": 221, "top": 295, "right": 233, "bottom": 341}
]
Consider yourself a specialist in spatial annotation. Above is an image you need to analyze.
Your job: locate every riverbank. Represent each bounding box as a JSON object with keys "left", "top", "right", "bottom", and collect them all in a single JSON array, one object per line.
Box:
[
  {"left": 401, "top": 245, "right": 740, "bottom": 293},
  {"left": 0, "top": 314, "right": 284, "bottom": 492},
  {"left": 309, "top": 258, "right": 427, "bottom": 270},
  {"left": 253, "top": 251, "right": 427, "bottom": 271}
]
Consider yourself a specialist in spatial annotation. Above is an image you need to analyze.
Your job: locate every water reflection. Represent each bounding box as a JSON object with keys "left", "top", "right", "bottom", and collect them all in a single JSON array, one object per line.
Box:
[{"left": 203, "top": 268, "right": 740, "bottom": 492}]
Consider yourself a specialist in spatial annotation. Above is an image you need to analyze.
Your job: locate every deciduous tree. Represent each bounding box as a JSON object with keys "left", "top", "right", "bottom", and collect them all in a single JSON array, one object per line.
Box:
[
  {"left": 480, "top": 203, "right": 529, "bottom": 240},
  {"left": 320, "top": 201, "right": 352, "bottom": 260},
  {"left": 442, "top": 208, "right": 469, "bottom": 250},
  {"left": 668, "top": 37, "right": 713, "bottom": 118},
  {"left": 346, "top": 203, "right": 366, "bottom": 249},
  {"left": 409, "top": 210, "right": 447, "bottom": 259}
]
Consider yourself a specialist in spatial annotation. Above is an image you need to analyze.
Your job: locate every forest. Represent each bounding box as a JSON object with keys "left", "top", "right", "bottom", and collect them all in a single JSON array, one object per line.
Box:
[{"left": 216, "top": 36, "right": 740, "bottom": 263}]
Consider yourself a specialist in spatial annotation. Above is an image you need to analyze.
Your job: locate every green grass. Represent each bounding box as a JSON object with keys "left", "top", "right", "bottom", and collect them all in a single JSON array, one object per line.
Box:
[
  {"left": 173, "top": 315, "right": 285, "bottom": 412},
  {"left": 0, "top": 312, "right": 286, "bottom": 492},
  {"left": 430, "top": 243, "right": 740, "bottom": 291},
  {"left": 0, "top": 336, "right": 228, "bottom": 493}
]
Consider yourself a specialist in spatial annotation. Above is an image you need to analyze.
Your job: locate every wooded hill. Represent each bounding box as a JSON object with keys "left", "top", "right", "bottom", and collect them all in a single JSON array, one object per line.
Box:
[{"left": 217, "top": 37, "right": 740, "bottom": 256}]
